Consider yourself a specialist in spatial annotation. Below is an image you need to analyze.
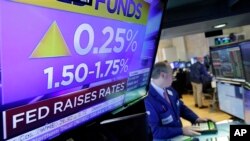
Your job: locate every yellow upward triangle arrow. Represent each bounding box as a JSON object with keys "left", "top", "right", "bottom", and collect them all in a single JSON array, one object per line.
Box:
[{"left": 30, "top": 21, "right": 71, "bottom": 58}]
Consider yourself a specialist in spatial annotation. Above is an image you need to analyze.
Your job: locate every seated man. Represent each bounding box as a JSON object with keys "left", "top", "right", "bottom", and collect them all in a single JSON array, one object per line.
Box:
[{"left": 144, "top": 62, "right": 209, "bottom": 140}]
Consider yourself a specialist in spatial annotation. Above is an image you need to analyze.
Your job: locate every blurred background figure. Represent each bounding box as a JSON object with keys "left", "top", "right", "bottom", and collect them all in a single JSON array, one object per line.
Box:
[{"left": 190, "top": 57, "right": 212, "bottom": 109}]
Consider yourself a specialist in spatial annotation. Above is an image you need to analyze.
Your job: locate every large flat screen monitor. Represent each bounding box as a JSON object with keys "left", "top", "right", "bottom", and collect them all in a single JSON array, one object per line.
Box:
[
  {"left": 239, "top": 41, "right": 250, "bottom": 84},
  {"left": 210, "top": 44, "right": 244, "bottom": 80},
  {"left": 0, "top": 0, "right": 167, "bottom": 140},
  {"left": 244, "top": 85, "right": 250, "bottom": 124},
  {"left": 217, "top": 82, "right": 244, "bottom": 119}
]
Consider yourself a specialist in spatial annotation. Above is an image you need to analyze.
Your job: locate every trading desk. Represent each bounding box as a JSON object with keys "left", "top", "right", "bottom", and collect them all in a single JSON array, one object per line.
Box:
[{"left": 171, "top": 120, "right": 243, "bottom": 141}]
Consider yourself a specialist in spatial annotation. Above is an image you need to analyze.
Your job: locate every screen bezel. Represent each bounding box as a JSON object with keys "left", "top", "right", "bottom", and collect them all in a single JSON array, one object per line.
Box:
[{"left": 239, "top": 40, "right": 250, "bottom": 84}]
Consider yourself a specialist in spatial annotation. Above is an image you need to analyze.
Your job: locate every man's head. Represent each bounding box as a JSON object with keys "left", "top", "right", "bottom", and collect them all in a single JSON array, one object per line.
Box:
[
  {"left": 151, "top": 62, "right": 173, "bottom": 88},
  {"left": 197, "top": 57, "right": 204, "bottom": 63}
]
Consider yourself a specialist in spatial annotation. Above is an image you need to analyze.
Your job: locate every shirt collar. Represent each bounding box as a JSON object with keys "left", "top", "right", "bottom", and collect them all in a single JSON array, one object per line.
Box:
[{"left": 151, "top": 81, "right": 165, "bottom": 98}]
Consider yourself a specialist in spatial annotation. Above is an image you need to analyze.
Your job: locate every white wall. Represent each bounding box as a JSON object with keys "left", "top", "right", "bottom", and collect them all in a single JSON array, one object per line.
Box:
[
  {"left": 185, "top": 33, "right": 209, "bottom": 59},
  {"left": 173, "top": 37, "right": 187, "bottom": 61},
  {"left": 162, "top": 47, "right": 177, "bottom": 62}
]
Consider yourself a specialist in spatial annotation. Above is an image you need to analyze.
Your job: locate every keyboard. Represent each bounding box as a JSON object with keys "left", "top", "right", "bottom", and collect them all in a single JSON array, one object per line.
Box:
[
  {"left": 205, "top": 136, "right": 229, "bottom": 141},
  {"left": 192, "top": 120, "right": 218, "bottom": 134}
]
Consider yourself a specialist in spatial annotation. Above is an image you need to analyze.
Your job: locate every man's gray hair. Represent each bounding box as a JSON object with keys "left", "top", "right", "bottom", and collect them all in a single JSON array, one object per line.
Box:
[{"left": 151, "top": 62, "right": 172, "bottom": 79}]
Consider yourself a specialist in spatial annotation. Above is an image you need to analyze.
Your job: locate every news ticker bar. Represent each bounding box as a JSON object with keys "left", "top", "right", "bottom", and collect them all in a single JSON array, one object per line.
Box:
[
  {"left": 6, "top": 95, "right": 124, "bottom": 141},
  {"left": 3, "top": 79, "right": 127, "bottom": 139}
]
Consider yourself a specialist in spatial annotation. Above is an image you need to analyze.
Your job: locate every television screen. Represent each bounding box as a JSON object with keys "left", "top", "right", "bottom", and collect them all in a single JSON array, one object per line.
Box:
[
  {"left": 240, "top": 41, "right": 250, "bottom": 84},
  {"left": 170, "top": 61, "right": 187, "bottom": 69},
  {"left": 185, "top": 61, "right": 192, "bottom": 68},
  {"left": 179, "top": 62, "right": 186, "bottom": 68},
  {"left": 0, "top": 0, "right": 167, "bottom": 140},
  {"left": 170, "top": 61, "right": 180, "bottom": 69},
  {"left": 190, "top": 57, "right": 197, "bottom": 64},
  {"left": 170, "top": 62, "right": 175, "bottom": 69},
  {"left": 210, "top": 45, "right": 244, "bottom": 79},
  {"left": 217, "top": 82, "right": 244, "bottom": 119},
  {"left": 214, "top": 37, "right": 231, "bottom": 45}
]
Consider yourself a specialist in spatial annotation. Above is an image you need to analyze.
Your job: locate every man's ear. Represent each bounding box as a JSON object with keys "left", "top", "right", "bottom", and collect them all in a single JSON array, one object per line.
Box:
[{"left": 160, "top": 72, "right": 165, "bottom": 78}]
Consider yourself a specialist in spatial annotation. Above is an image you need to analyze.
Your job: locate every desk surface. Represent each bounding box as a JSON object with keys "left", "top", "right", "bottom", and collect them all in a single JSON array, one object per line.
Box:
[
  {"left": 196, "top": 120, "right": 232, "bottom": 141},
  {"left": 170, "top": 120, "right": 243, "bottom": 141}
]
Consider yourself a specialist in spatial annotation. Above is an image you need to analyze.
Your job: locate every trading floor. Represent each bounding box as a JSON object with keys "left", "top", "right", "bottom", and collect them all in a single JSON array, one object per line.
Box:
[{"left": 181, "top": 94, "right": 232, "bottom": 126}]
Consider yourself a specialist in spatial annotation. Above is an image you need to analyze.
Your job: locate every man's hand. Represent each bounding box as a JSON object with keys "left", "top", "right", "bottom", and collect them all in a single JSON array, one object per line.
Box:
[
  {"left": 182, "top": 126, "right": 201, "bottom": 136},
  {"left": 195, "top": 118, "right": 215, "bottom": 123}
]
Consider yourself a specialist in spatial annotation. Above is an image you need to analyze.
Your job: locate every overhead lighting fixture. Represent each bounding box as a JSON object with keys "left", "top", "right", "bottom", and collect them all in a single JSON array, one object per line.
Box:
[{"left": 213, "top": 23, "right": 227, "bottom": 29}]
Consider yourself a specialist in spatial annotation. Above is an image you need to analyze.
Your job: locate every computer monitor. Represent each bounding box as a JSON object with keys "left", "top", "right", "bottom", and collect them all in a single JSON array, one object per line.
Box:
[
  {"left": 170, "top": 61, "right": 180, "bottom": 69},
  {"left": 217, "top": 82, "right": 244, "bottom": 119},
  {"left": 0, "top": 0, "right": 167, "bottom": 140},
  {"left": 185, "top": 61, "right": 192, "bottom": 68},
  {"left": 190, "top": 57, "right": 197, "bottom": 64},
  {"left": 179, "top": 62, "right": 186, "bottom": 69},
  {"left": 170, "top": 62, "right": 175, "bottom": 69},
  {"left": 239, "top": 40, "right": 250, "bottom": 84},
  {"left": 210, "top": 44, "right": 244, "bottom": 80},
  {"left": 243, "top": 85, "right": 250, "bottom": 124},
  {"left": 170, "top": 61, "right": 189, "bottom": 69}
]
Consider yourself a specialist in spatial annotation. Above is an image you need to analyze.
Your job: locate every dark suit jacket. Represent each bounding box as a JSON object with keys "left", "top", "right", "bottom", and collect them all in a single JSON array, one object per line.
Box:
[{"left": 144, "top": 85, "right": 199, "bottom": 140}]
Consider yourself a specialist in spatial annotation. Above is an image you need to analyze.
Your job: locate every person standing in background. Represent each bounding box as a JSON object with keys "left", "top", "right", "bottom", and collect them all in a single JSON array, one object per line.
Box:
[{"left": 190, "top": 57, "right": 211, "bottom": 109}]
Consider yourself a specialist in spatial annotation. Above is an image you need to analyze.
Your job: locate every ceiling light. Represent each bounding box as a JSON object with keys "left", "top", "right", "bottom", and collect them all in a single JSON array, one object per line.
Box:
[{"left": 213, "top": 23, "right": 227, "bottom": 29}]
